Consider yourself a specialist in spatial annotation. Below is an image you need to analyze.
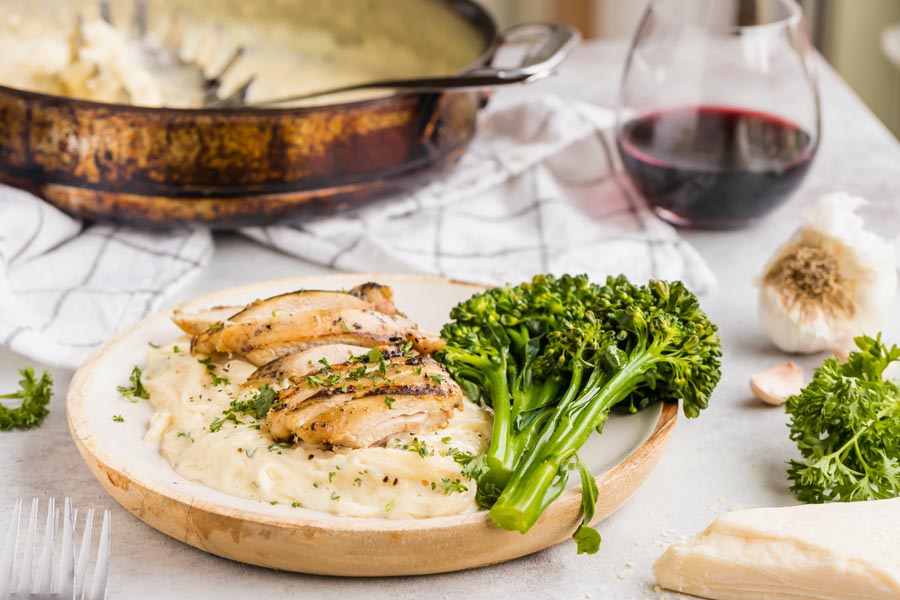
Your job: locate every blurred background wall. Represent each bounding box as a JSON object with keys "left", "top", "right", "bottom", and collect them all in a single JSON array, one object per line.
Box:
[{"left": 480, "top": 0, "right": 900, "bottom": 138}]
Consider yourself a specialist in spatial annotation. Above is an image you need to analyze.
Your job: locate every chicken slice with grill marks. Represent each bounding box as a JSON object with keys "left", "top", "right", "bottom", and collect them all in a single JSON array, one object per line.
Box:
[
  {"left": 172, "top": 305, "right": 243, "bottom": 336},
  {"left": 245, "top": 343, "right": 373, "bottom": 387},
  {"left": 174, "top": 283, "right": 400, "bottom": 336},
  {"left": 349, "top": 282, "right": 403, "bottom": 316},
  {"left": 265, "top": 356, "right": 462, "bottom": 449},
  {"left": 193, "top": 307, "right": 442, "bottom": 366}
]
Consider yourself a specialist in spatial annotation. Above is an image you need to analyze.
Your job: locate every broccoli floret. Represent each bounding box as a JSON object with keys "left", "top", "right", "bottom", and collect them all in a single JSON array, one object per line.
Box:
[{"left": 437, "top": 275, "right": 722, "bottom": 553}]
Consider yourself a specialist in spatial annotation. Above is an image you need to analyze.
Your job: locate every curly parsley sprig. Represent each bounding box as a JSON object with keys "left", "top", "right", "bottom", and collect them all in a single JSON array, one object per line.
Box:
[
  {"left": 0, "top": 367, "right": 53, "bottom": 431},
  {"left": 786, "top": 334, "right": 900, "bottom": 503}
]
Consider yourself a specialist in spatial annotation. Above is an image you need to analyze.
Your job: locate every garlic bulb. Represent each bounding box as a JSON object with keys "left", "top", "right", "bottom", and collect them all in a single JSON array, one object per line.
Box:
[{"left": 758, "top": 193, "right": 897, "bottom": 354}]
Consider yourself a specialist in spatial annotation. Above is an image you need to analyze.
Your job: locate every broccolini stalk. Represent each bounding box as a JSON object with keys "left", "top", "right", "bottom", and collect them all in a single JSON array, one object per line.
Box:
[
  {"left": 437, "top": 275, "right": 594, "bottom": 497},
  {"left": 490, "top": 279, "right": 721, "bottom": 535},
  {"left": 439, "top": 275, "right": 721, "bottom": 554}
]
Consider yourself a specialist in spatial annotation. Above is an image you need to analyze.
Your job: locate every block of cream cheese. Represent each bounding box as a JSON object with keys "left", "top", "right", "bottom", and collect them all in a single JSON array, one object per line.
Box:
[{"left": 654, "top": 498, "right": 900, "bottom": 600}]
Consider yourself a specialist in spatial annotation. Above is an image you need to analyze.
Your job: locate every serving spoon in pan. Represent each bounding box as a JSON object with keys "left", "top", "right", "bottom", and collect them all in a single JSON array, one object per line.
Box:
[{"left": 209, "top": 23, "right": 581, "bottom": 109}]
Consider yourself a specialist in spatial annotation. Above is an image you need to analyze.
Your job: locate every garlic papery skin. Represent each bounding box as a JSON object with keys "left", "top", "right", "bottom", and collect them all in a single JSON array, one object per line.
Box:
[{"left": 758, "top": 193, "right": 897, "bottom": 354}]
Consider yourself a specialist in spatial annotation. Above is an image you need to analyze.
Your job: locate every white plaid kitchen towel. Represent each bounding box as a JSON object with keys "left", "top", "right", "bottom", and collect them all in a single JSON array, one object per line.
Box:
[{"left": 0, "top": 94, "right": 714, "bottom": 369}]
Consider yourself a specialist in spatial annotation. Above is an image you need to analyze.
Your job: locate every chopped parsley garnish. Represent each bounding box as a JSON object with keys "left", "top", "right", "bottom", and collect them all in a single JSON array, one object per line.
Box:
[
  {"left": 318, "top": 357, "right": 331, "bottom": 370},
  {"left": 439, "top": 478, "right": 468, "bottom": 494},
  {"left": 443, "top": 447, "right": 474, "bottom": 468},
  {"left": 268, "top": 442, "right": 292, "bottom": 454},
  {"left": 291, "top": 501, "right": 302, "bottom": 508},
  {"left": 148, "top": 341, "right": 160, "bottom": 349},
  {"left": 384, "top": 396, "right": 395, "bottom": 409},
  {"left": 410, "top": 439, "right": 432, "bottom": 458},
  {"left": 112, "top": 414, "right": 124, "bottom": 423},
  {"left": 339, "top": 319, "right": 350, "bottom": 333},
  {"left": 269, "top": 500, "right": 278, "bottom": 505},
  {"left": 173, "top": 345, "right": 180, "bottom": 353},
  {"left": 347, "top": 365, "right": 368, "bottom": 380},
  {"left": 367, "top": 348, "right": 383, "bottom": 363},
  {"left": 353, "top": 477, "right": 363, "bottom": 486},
  {"left": 245, "top": 447, "right": 258, "bottom": 458},
  {"left": 208, "top": 323, "right": 224, "bottom": 332},
  {"left": 328, "top": 471, "right": 336, "bottom": 482},
  {"left": 209, "top": 412, "right": 239, "bottom": 433},
  {"left": 428, "top": 374, "right": 444, "bottom": 384},
  {"left": 0, "top": 368, "right": 52, "bottom": 431},
  {"left": 330, "top": 492, "right": 340, "bottom": 501},
  {"left": 240, "top": 385, "right": 278, "bottom": 419},
  {"left": 177, "top": 432, "right": 194, "bottom": 442},
  {"left": 441, "top": 436, "right": 452, "bottom": 444},
  {"left": 198, "top": 357, "right": 230, "bottom": 387},
  {"left": 414, "top": 366, "right": 422, "bottom": 375},
  {"left": 400, "top": 341, "right": 414, "bottom": 355},
  {"left": 385, "top": 499, "right": 395, "bottom": 512},
  {"left": 118, "top": 366, "right": 149, "bottom": 401},
  {"left": 307, "top": 372, "right": 341, "bottom": 388}
]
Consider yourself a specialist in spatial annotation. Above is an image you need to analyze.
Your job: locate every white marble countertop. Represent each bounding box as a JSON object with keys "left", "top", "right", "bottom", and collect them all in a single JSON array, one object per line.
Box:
[{"left": 2, "top": 40, "right": 900, "bottom": 599}]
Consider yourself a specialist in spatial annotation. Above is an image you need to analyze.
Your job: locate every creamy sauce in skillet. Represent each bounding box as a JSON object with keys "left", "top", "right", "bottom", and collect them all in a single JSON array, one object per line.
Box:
[
  {"left": 0, "top": 1, "right": 484, "bottom": 108},
  {"left": 142, "top": 338, "right": 492, "bottom": 518}
]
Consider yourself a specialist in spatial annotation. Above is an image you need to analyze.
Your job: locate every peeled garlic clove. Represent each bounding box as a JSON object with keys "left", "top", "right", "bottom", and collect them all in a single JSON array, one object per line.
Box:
[
  {"left": 750, "top": 362, "right": 804, "bottom": 406},
  {"left": 758, "top": 193, "right": 897, "bottom": 354}
]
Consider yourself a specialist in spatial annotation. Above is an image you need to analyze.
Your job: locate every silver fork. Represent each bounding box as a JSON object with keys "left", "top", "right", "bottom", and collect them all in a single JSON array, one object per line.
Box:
[
  {"left": 0, "top": 498, "right": 110, "bottom": 599},
  {"left": 95, "top": 0, "right": 253, "bottom": 107}
]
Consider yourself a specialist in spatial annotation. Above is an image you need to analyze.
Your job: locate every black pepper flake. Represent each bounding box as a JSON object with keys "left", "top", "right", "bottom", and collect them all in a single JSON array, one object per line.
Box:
[
  {"left": 382, "top": 476, "right": 389, "bottom": 483},
  {"left": 393, "top": 478, "right": 398, "bottom": 486},
  {"left": 308, "top": 454, "right": 315, "bottom": 460}
]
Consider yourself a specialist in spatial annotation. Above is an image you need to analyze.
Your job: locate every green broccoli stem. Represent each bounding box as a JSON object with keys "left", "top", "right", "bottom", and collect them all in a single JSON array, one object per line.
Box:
[
  {"left": 490, "top": 351, "right": 656, "bottom": 533},
  {"left": 484, "top": 362, "right": 514, "bottom": 486}
]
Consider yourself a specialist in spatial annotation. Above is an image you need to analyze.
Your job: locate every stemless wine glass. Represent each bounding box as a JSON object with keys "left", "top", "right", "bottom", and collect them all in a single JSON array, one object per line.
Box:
[{"left": 616, "top": 0, "right": 820, "bottom": 229}]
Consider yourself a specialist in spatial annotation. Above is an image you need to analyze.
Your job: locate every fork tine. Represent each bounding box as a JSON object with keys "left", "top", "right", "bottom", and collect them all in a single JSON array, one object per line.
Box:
[
  {"left": 74, "top": 508, "right": 94, "bottom": 600},
  {"left": 56, "top": 498, "right": 75, "bottom": 597},
  {"left": 15, "top": 498, "right": 38, "bottom": 595},
  {"left": 98, "top": 0, "right": 111, "bottom": 24},
  {"left": 0, "top": 499, "right": 22, "bottom": 595},
  {"left": 86, "top": 511, "right": 110, "bottom": 600},
  {"left": 132, "top": 0, "right": 148, "bottom": 39},
  {"left": 34, "top": 497, "right": 56, "bottom": 594},
  {"left": 210, "top": 76, "right": 255, "bottom": 108}
]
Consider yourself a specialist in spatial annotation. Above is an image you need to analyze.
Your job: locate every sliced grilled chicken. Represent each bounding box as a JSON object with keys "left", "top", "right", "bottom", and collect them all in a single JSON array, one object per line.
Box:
[
  {"left": 266, "top": 356, "right": 462, "bottom": 448},
  {"left": 175, "top": 285, "right": 395, "bottom": 337},
  {"left": 193, "top": 308, "right": 441, "bottom": 366},
  {"left": 246, "top": 343, "right": 371, "bottom": 386},
  {"left": 349, "top": 282, "right": 403, "bottom": 316},
  {"left": 172, "top": 305, "right": 243, "bottom": 336},
  {"left": 226, "top": 290, "right": 372, "bottom": 324}
]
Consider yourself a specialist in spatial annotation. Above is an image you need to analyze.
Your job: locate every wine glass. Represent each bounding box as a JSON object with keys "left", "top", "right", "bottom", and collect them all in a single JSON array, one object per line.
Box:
[{"left": 616, "top": 0, "right": 821, "bottom": 229}]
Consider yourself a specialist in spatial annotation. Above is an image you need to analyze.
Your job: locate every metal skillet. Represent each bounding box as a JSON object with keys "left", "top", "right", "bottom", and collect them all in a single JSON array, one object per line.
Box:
[{"left": 0, "top": 0, "right": 579, "bottom": 227}]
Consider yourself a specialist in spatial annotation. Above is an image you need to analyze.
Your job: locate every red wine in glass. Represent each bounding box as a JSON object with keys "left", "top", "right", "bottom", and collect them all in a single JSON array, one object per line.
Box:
[{"left": 617, "top": 106, "right": 816, "bottom": 229}]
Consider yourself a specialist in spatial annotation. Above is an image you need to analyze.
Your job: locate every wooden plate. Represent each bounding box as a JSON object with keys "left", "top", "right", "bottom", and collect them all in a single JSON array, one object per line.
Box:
[{"left": 67, "top": 274, "right": 677, "bottom": 576}]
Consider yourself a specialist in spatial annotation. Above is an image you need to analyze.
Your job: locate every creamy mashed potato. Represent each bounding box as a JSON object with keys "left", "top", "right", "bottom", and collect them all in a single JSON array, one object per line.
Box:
[{"left": 142, "top": 338, "right": 492, "bottom": 518}]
